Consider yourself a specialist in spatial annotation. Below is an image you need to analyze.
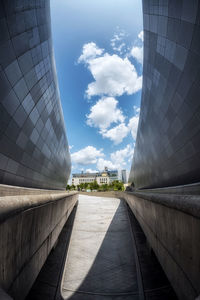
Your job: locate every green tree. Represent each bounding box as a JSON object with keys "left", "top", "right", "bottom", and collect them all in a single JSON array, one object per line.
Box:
[
  {"left": 66, "top": 184, "right": 71, "bottom": 190},
  {"left": 110, "top": 180, "right": 124, "bottom": 191},
  {"left": 101, "top": 183, "right": 108, "bottom": 191},
  {"left": 71, "top": 184, "right": 75, "bottom": 190},
  {"left": 83, "top": 182, "right": 89, "bottom": 189},
  {"left": 79, "top": 183, "right": 84, "bottom": 190},
  {"left": 90, "top": 180, "right": 99, "bottom": 190}
]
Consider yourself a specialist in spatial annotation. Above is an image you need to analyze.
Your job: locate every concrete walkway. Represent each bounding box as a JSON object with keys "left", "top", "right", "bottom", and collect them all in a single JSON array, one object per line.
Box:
[
  {"left": 27, "top": 194, "right": 177, "bottom": 300},
  {"left": 61, "top": 195, "right": 139, "bottom": 300}
]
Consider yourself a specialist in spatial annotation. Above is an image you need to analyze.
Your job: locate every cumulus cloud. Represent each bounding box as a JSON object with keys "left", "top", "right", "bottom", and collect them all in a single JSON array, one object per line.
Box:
[
  {"left": 100, "top": 106, "right": 140, "bottom": 144},
  {"left": 78, "top": 42, "right": 142, "bottom": 98},
  {"left": 138, "top": 30, "right": 144, "bottom": 42},
  {"left": 71, "top": 146, "right": 104, "bottom": 165},
  {"left": 97, "top": 144, "right": 134, "bottom": 171},
  {"left": 78, "top": 42, "right": 104, "bottom": 63},
  {"left": 128, "top": 106, "right": 140, "bottom": 139},
  {"left": 130, "top": 30, "right": 144, "bottom": 65},
  {"left": 71, "top": 144, "right": 135, "bottom": 173},
  {"left": 86, "top": 54, "right": 142, "bottom": 98},
  {"left": 97, "top": 158, "right": 117, "bottom": 171},
  {"left": 86, "top": 97, "right": 125, "bottom": 130},
  {"left": 100, "top": 123, "right": 129, "bottom": 144},
  {"left": 130, "top": 46, "right": 143, "bottom": 64},
  {"left": 86, "top": 169, "right": 98, "bottom": 173},
  {"left": 111, "top": 144, "right": 134, "bottom": 166}
]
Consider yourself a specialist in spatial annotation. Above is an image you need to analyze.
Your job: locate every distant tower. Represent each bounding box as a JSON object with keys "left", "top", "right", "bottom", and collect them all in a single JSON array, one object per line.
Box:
[{"left": 121, "top": 170, "right": 127, "bottom": 183}]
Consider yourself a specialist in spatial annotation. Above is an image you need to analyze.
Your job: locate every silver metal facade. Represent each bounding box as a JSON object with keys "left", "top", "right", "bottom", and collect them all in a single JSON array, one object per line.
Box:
[
  {"left": 130, "top": 0, "right": 200, "bottom": 189},
  {"left": 0, "top": 0, "right": 71, "bottom": 189}
]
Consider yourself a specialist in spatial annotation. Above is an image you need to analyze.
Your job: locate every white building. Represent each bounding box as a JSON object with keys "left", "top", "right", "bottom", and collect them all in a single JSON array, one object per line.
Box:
[
  {"left": 121, "top": 169, "right": 127, "bottom": 183},
  {"left": 72, "top": 168, "right": 118, "bottom": 186}
]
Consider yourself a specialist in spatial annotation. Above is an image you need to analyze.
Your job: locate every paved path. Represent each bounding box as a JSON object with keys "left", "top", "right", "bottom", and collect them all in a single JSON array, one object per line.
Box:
[
  {"left": 61, "top": 195, "right": 140, "bottom": 300},
  {"left": 27, "top": 194, "right": 177, "bottom": 300}
]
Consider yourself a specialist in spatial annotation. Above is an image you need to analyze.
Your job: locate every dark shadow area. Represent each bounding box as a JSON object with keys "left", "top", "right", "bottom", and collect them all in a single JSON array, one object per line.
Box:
[
  {"left": 26, "top": 204, "right": 78, "bottom": 300},
  {"left": 126, "top": 204, "right": 177, "bottom": 300}
]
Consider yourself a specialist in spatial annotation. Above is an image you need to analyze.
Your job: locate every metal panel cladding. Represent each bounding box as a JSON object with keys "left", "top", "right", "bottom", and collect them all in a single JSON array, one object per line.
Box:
[
  {"left": 130, "top": 0, "right": 200, "bottom": 189},
  {"left": 0, "top": 0, "right": 71, "bottom": 189}
]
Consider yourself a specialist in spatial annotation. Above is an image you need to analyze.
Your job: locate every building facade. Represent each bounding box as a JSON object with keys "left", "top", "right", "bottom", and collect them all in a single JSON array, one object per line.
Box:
[
  {"left": 0, "top": 0, "right": 70, "bottom": 189},
  {"left": 129, "top": 0, "right": 200, "bottom": 189},
  {"left": 121, "top": 170, "right": 127, "bottom": 183},
  {"left": 72, "top": 169, "right": 118, "bottom": 186}
]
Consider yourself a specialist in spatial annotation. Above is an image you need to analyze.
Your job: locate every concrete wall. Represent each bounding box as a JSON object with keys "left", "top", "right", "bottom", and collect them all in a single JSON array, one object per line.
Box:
[
  {"left": 0, "top": 190, "right": 78, "bottom": 300},
  {"left": 118, "top": 191, "right": 200, "bottom": 300},
  {"left": 0, "top": 183, "right": 66, "bottom": 197}
]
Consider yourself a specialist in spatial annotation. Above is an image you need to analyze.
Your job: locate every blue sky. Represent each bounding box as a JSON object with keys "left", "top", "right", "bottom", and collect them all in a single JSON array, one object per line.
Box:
[{"left": 50, "top": 0, "right": 143, "bottom": 180}]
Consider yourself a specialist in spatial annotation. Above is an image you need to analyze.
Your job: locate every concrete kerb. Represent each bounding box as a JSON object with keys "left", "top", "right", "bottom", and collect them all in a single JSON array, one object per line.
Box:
[
  {"left": 0, "top": 191, "right": 78, "bottom": 299},
  {"left": 0, "top": 191, "right": 78, "bottom": 223},
  {"left": 124, "top": 191, "right": 200, "bottom": 219},
  {"left": 117, "top": 191, "right": 200, "bottom": 300}
]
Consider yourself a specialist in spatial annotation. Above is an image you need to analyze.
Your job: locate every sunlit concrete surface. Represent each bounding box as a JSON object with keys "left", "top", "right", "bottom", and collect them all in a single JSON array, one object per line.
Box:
[{"left": 61, "top": 195, "right": 139, "bottom": 300}]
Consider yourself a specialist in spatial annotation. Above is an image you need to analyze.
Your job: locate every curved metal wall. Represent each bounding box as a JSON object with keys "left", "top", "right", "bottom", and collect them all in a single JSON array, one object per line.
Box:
[
  {"left": 130, "top": 0, "right": 200, "bottom": 189},
  {"left": 0, "top": 0, "right": 71, "bottom": 189}
]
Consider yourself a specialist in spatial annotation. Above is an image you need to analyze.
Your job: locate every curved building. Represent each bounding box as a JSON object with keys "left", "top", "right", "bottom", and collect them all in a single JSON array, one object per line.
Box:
[
  {"left": 130, "top": 0, "right": 200, "bottom": 189},
  {"left": 0, "top": 0, "right": 70, "bottom": 189}
]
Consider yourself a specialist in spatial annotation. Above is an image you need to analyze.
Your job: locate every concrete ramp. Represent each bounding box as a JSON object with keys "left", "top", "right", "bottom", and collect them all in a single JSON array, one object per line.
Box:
[
  {"left": 61, "top": 195, "right": 139, "bottom": 299},
  {"left": 27, "top": 194, "right": 177, "bottom": 300}
]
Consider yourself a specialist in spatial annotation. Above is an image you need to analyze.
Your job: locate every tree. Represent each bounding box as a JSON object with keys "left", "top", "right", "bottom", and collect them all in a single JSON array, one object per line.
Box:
[
  {"left": 90, "top": 180, "right": 99, "bottom": 190},
  {"left": 83, "top": 182, "right": 89, "bottom": 189},
  {"left": 101, "top": 183, "right": 108, "bottom": 191},
  {"left": 71, "top": 184, "right": 75, "bottom": 190},
  {"left": 109, "top": 180, "right": 124, "bottom": 191},
  {"left": 79, "top": 183, "right": 84, "bottom": 190},
  {"left": 66, "top": 184, "right": 71, "bottom": 190}
]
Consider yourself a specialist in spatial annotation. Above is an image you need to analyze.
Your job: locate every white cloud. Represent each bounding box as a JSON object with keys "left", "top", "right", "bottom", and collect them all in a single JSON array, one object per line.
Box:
[
  {"left": 78, "top": 39, "right": 142, "bottom": 98},
  {"left": 110, "top": 29, "right": 128, "bottom": 55},
  {"left": 69, "top": 145, "right": 74, "bottom": 150},
  {"left": 130, "top": 46, "right": 143, "bottom": 64},
  {"left": 71, "top": 144, "right": 135, "bottom": 174},
  {"left": 99, "top": 106, "right": 140, "bottom": 144},
  {"left": 78, "top": 42, "right": 104, "bottom": 63},
  {"left": 86, "top": 54, "right": 142, "bottom": 98},
  {"left": 110, "top": 34, "right": 122, "bottom": 46},
  {"left": 71, "top": 146, "right": 104, "bottom": 165},
  {"left": 97, "top": 158, "right": 117, "bottom": 171},
  {"left": 111, "top": 144, "right": 134, "bottom": 166},
  {"left": 86, "top": 169, "right": 98, "bottom": 173},
  {"left": 138, "top": 30, "right": 144, "bottom": 42},
  {"left": 130, "top": 30, "right": 144, "bottom": 65},
  {"left": 128, "top": 107, "right": 140, "bottom": 139},
  {"left": 86, "top": 97, "right": 125, "bottom": 130},
  {"left": 100, "top": 123, "right": 129, "bottom": 144},
  {"left": 97, "top": 144, "right": 134, "bottom": 171},
  {"left": 112, "top": 42, "right": 126, "bottom": 54},
  {"left": 110, "top": 31, "right": 126, "bottom": 44}
]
